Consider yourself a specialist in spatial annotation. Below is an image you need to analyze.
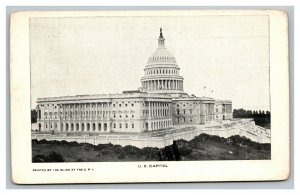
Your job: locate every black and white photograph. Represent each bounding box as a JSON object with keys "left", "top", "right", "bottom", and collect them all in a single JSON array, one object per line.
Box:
[
  {"left": 10, "top": 10, "right": 289, "bottom": 183},
  {"left": 30, "top": 13, "right": 271, "bottom": 162}
]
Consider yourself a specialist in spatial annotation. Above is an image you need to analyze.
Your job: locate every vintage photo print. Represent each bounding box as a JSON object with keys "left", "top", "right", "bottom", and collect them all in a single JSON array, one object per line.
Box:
[{"left": 10, "top": 10, "right": 289, "bottom": 183}]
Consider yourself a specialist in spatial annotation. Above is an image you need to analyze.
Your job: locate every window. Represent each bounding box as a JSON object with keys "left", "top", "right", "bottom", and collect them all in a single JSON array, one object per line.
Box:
[
  {"left": 125, "top": 123, "right": 128, "bottom": 128},
  {"left": 125, "top": 104, "right": 127, "bottom": 107},
  {"left": 119, "top": 104, "right": 121, "bottom": 107},
  {"left": 132, "top": 115, "right": 134, "bottom": 118},
  {"left": 132, "top": 123, "right": 134, "bottom": 128},
  {"left": 190, "top": 109, "right": 192, "bottom": 114},
  {"left": 119, "top": 123, "right": 122, "bottom": 128},
  {"left": 131, "top": 103, "right": 134, "bottom": 106},
  {"left": 177, "top": 109, "right": 180, "bottom": 114},
  {"left": 126, "top": 115, "right": 128, "bottom": 118},
  {"left": 119, "top": 115, "right": 122, "bottom": 118}
]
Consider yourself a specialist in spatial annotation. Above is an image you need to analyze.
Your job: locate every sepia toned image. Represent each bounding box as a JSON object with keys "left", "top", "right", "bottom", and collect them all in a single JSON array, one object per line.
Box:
[
  {"left": 10, "top": 10, "right": 289, "bottom": 183},
  {"left": 30, "top": 14, "right": 271, "bottom": 162}
]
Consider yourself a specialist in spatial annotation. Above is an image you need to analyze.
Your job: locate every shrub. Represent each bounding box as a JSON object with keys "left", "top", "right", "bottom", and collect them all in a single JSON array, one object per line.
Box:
[
  {"left": 32, "top": 154, "right": 48, "bottom": 162},
  {"left": 32, "top": 151, "right": 64, "bottom": 163},
  {"left": 48, "top": 151, "right": 64, "bottom": 162},
  {"left": 123, "top": 145, "right": 140, "bottom": 155},
  {"left": 117, "top": 152, "right": 126, "bottom": 160}
]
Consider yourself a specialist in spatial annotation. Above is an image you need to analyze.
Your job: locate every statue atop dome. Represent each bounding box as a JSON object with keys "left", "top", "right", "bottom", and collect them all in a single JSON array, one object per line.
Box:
[
  {"left": 159, "top": 27, "right": 163, "bottom": 38},
  {"left": 158, "top": 27, "right": 165, "bottom": 47}
]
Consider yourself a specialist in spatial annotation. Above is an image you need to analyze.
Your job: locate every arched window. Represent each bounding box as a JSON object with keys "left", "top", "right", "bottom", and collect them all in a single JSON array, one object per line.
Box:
[
  {"left": 71, "top": 123, "right": 74, "bottom": 131},
  {"left": 93, "top": 123, "right": 96, "bottom": 131},
  {"left": 113, "top": 123, "right": 116, "bottom": 128},
  {"left": 119, "top": 123, "right": 122, "bottom": 128},
  {"left": 76, "top": 123, "right": 79, "bottom": 131},
  {"left": 125, "top": 123, "right": 128, "bottom": 128},
  {"left": 98, "top": 123, "right": 101, "bottom": 131},
  {"left": 81, "top": 123, "right": 84, "bottom": 131},
  {"left": 87, "top": 123, "right": 90, "bottom": 131}
]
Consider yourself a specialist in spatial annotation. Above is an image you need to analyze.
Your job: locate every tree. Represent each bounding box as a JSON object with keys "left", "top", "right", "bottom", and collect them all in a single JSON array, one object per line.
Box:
[{"left": 31, "top": 109, "right": 37, "bottom": 123}]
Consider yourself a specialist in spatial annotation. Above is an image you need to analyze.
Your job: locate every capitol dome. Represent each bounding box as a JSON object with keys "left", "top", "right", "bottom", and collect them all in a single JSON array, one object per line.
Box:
[
  {"left": 147, "top": 47, "right": 177, "bottom": 65},
  {"left": 141, "top": 28, "right": 186, "bottom": 97}
]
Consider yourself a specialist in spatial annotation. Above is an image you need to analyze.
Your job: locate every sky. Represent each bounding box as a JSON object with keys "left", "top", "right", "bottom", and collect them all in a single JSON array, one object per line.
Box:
[{"left": 30, "top": 15, "right": 270, "bottom": 111}]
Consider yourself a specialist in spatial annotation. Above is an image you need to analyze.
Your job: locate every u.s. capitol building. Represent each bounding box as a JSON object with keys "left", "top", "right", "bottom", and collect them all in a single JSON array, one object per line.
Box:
[{"left": 35, "top": 29, "right": 233, "bottom": 134}]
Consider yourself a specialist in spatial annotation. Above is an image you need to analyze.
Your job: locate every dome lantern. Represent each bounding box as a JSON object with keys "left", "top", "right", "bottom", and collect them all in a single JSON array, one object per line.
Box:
[{"left": 158, "top": 27, "right": 165, "bottom": 48}]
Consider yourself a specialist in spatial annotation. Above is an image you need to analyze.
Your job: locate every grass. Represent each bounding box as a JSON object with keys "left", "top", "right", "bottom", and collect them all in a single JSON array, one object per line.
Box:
[{"left": 32, "top": 134, "right": 271, "bottom": 162}]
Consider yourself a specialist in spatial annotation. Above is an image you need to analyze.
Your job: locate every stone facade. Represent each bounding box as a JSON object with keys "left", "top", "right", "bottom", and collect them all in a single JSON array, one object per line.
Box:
[
  {"left": 36, "top": 92, "right": 173, "bottom": 133},
  {"left": 35, "top": 28, "right": 233, "bottom": 133}
]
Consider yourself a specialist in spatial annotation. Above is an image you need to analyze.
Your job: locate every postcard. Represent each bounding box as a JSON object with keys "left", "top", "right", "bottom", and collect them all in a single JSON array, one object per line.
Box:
[{"left": 10, "top": 10, "right": 289, "bottom": 184}]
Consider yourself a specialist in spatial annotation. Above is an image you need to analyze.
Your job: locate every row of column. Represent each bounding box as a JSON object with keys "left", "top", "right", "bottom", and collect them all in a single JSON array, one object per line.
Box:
[
  {"left": 49, "top": 122, "right": 111, "bottom": 131},
  {"left": 142, "top": 79, "right": 183, "bottom": 91},
  {"left": 145, "top": 68, "right": 179, "bottom": 75},
  {"left": 147, "top": 101, "right": 172, "bottom": 119},
  {"left": 148, "top": 119, "right": 172, "bottom": 131},
  {"left": 60, "top": 103, "right": 110, "bottom": 120}
]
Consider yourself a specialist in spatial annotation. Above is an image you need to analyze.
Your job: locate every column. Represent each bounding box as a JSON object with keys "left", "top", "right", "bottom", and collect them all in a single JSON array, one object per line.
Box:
[
  {"left": 152, "top": 80, "right": 154, "bottom": 90},
  {"left": 158, "top": 102, "right": 160, "bottom": 117},
  {"left": 148, "top": 101, "right": 151, "bottom": 118},
  {"left": 154, "top": 102, "right": 156, "bottom": 118},
  {"left": 165, "top": 80, "right": 168, "bottom": 90},
  {"left": 96, "top": 103, "right": 98, "bottom": 127},
  {"left": 152, "top": 81, "right": 154, "bottom": 90},
  {"left": 173, "top": 80, "right": 175, "bottom": 89},
  {"left": 156, "top": 102, "right": 158, "bottom": 118},
  {"left": 158, "top": 80, "right": 161, "bottom": 90},
  {"left": 151, "top": 102, "right": 153, "bottom": 118},
  {"left": 84, "top": 103, "right": 87, "bottom": 126}
]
